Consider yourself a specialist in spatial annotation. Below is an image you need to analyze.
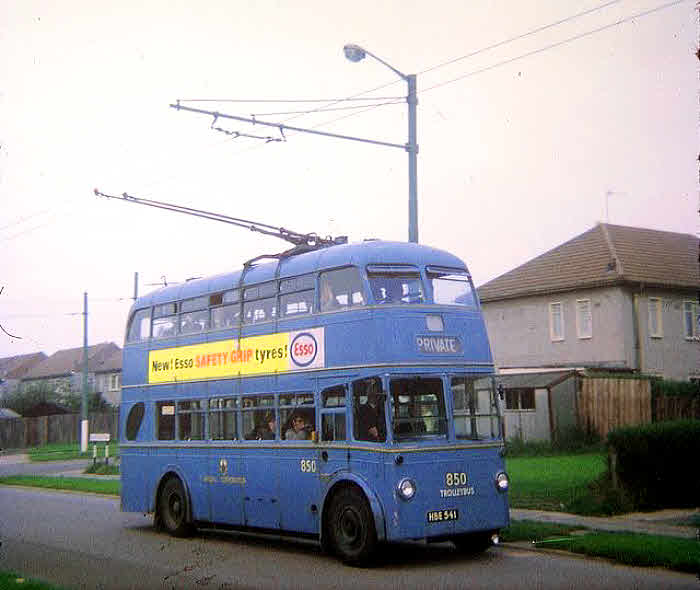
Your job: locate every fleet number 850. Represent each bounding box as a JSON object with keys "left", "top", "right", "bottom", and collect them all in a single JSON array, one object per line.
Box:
[
  {"left": 300, "top": 459, "right": 317, "bottom": 473},
  {"left": 446, "top": 472, "right": 467, "bottom": 486}
]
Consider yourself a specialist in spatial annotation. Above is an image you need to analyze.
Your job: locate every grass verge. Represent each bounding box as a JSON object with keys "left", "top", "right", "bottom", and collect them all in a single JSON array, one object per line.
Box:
[
  {"left": 506, "top": 452, "right": 607, "bottom": 512},
  {"left": 542, "top": 531, "right": 700, "bottom": 574},
  {"left": 28, "top": 443, "right": 118, "bottom": 462},
  {"left": 83, "top": 462, "right": 119, "bottom": 476},
  {"left": 501, "top": 520, "right": 700, "bottom": 574},
  {"left": 0, "top": 571, "right": 67, "bottom": 590},
  {"left": 0, "top": 476, "right": 119, "bottom": 496}
]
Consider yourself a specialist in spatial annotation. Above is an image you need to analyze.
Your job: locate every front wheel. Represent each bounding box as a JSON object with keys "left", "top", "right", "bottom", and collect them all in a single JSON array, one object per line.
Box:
[
  {"left": 327, "top": 487, "right": 377, "bottom": 566},
  {"left": 157, "top": 477, "right": 194, "bottom": 537}
]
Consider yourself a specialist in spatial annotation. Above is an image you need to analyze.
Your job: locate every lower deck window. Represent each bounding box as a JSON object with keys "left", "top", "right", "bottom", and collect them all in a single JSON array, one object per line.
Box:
[
  {"left": 452, "top": 377, "right": 501, "bottom": 440},
  {"left": 157, "top": 401, "right": 175, "bottom": 440},
  {"left": 209, "top": 398, "right": 238, "bottom": 440},
  {"left": 390, "top": 377, "right": 447, "bottom": 438},
  {"left": 178, "top": 401, "right": 205, "bottom": 440}
]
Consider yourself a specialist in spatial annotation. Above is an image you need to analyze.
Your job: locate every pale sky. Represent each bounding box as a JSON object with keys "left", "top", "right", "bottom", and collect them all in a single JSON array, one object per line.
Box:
[{"left": 1, "top": 0, "right": 697, "bottom": 358}]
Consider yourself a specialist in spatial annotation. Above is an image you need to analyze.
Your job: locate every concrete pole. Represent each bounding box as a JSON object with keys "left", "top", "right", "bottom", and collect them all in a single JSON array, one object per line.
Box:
[{"left": 80, "top": 292, "right": 88, "bottom": 453}]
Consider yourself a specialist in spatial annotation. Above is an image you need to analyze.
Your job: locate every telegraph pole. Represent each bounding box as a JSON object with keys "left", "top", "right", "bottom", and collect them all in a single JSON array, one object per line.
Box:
[{"left": 80, "top": 292, "right": 88, "bottom": 453}]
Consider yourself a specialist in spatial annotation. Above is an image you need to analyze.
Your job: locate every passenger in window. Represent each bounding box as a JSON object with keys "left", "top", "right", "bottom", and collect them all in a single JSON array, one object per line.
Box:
[
  {"left": 246, "top": 412, "right": 276, "bottom": 440},
  {"left": 285, "top": 412, "right": 311, "bottom": 440},
  {"left": 356, "top": 383, "right": 386, "bottom": 442},
  {"left": 321, "top": 280, "right": 339, "bottom": 311}
]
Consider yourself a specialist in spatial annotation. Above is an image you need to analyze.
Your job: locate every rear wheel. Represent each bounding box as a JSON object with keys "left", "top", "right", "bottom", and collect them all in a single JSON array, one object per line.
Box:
[
  {"left": 452, "top": 531, "right": 494, "bottom": 554},
  {"left": 327, "top": 487, "right": 377, "bottom": 566},
  {"left": 157, "top": 477, "right": 193, "bottom": 537}
]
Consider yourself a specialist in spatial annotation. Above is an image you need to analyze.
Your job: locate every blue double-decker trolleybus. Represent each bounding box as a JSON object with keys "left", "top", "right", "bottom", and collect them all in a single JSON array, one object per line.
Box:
[{"left": 115, "top": 197, "right": 509, "bottom": 565}]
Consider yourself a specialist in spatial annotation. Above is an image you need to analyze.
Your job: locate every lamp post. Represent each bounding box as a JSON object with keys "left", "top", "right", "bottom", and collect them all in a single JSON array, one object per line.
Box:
[{"left": 344, "top": 44, "right": 419, "bottom": 243}]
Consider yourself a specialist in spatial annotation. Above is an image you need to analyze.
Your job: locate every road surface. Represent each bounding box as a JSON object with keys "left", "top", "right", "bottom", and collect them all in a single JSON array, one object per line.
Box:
[{"left": 0, "top": 486, "right": 697, "bottom": 589}]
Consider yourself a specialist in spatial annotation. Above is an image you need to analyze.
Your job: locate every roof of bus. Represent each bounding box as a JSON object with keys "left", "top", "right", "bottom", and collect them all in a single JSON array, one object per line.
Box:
[{"left": 133, "top": 240, "right": 469, "bottom": 309}]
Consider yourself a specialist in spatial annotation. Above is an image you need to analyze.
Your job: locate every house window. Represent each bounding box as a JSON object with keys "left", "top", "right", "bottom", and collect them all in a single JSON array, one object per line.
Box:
[
  {"left": 576, "top": 299, "right": 592, "bottom": 339},
  {"left": 549, "top": 302, "right": 564, "bottom": 341},
  {"left": 683, "top": 301, "right": 698, "bottom": 339},
  {"left": 109, "top": 374, "right": 120, "bottom": 391},
  {"left": 649, "top": 297, "right": 663, "bottom": 338},
  {"left": 504, "top": 388, "right": 535, "bottom": 411}
]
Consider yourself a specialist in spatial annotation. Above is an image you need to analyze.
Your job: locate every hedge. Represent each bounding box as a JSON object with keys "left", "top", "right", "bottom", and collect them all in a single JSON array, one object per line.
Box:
[{"left": 607, "top": 420, "right": 700, "bottom": 509}]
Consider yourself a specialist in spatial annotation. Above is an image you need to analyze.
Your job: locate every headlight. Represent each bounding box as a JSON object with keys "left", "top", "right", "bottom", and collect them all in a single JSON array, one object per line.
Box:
[
  {"left": 397, "top": 478, "right": 417, "bottom": 501},
  {"left": 495, "top": 472, "right": 509, "bottom": 493}
]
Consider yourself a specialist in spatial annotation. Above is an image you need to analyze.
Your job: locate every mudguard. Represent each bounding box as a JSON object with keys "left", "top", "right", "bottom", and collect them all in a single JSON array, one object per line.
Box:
[{"left": 320, "top": 471, "right": 387, "bottom": 544}]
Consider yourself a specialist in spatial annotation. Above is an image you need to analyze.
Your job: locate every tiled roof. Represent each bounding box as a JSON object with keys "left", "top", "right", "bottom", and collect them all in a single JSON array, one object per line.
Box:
[
  {"left": 93, "top": 348, "right": 122, "bottom": 374},
  {"left": 21, "top": 342, "right": 121, "bottom": 380},
  {"left": 478, "top": 223, "right": 699, "bottom": 302},
  {"left": 0, "top": 352, "right": 48, "bottom": 380}
]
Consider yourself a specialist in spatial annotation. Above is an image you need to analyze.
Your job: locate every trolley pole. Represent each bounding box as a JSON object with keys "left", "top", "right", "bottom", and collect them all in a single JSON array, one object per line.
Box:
[{"left": 80, "top": 292, "right": 88, "bottom": 453}]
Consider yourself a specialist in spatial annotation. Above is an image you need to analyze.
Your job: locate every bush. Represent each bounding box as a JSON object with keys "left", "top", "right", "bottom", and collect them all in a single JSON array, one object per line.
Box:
[
  {"left": 607, "top": 420, "right": 700, "bottom": 510},
  {"left": 651, "top": 378, "right": 700, "bottom": 399}
]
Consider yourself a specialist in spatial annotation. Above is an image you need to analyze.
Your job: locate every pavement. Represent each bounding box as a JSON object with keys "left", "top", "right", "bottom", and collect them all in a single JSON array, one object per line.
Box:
[
  {"left": 1, "top": 451, "right": 698, "bottom": 539},
  {"left": 511, "top": 508, "right": 699, "bottom": 540}
]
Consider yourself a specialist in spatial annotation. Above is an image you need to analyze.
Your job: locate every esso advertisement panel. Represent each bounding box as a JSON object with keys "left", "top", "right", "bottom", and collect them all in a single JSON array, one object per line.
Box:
[{"left": 148, "top": 327, "right": 325, "bottom": 384}]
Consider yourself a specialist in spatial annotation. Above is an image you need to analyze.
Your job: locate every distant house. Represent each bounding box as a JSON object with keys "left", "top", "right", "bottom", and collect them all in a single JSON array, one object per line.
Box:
[
  {"left": 93, "top": 347, "right": 123, "bottom": 406},
  {"left": 0, "top": 352, "right": 47, "bottom": 398},
  {"left": 478, "top": 223, "right": 699, "bottom": 382},
  {"left": 20, "top": 342, "right": 123, "bottom": 405}
]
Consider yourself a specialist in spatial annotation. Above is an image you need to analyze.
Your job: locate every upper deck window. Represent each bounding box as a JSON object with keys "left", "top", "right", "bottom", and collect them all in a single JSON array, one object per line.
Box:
[
  {"left": 319, "top": 267, "right": 365, "bottom": 312},
  {"left": 126, "top": 308, "right": 151, "bottom": 342},
  {"left": 367, "top": 265, "right": 423, "bottom": 305},
  {"left": 153, "top": 303, "right": 178, "bottom": 339},
  {"left": 427, "top": 267, "right": 476, "bottom": 307},
  {"left": 280, "top": 274, "right": 315, "bottom": 317}
]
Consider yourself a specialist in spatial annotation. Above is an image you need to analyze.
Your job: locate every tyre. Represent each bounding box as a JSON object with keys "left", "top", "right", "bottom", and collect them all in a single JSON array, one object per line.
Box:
[
  {"left": 452, "top": 531, "right": 494, "bottom": 554},
  {"left": 327, "top": 487, "right": 377, "bottom": 566},
  {"left": 158, "top": 477, "right": 193, "bottom": 537}
]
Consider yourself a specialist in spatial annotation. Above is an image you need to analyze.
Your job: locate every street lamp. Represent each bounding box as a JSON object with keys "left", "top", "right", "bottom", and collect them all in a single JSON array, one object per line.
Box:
[{"left": 343, "top": 44, "right": 419, "bottom": 243}]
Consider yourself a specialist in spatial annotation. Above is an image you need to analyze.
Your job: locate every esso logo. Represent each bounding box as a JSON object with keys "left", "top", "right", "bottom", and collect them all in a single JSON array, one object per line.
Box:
[{"left": 291, "top": 332, "right": 317, "bottom": 367}]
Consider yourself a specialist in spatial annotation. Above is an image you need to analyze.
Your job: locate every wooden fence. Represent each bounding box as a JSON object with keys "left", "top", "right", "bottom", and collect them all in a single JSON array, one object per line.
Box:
[
  {"left": 577, "top": 377, "right": 652, "bottom": 439},
  {"left": 654, "top": 396, "right": 700, "bottom": 422},
  {"left": 0, "top": 410, "right": 119, "bottom": 450}
]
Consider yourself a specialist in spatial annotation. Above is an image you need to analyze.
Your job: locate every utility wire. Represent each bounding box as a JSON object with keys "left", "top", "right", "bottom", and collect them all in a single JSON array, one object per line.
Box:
[
  {"left": 177, "top": 96, "right": 403, "bottom": 103},
  {"left": 420, "top": 0, "right": 689, "bottom": 95},
  {"left": 188, "top": 0, "right": 629, "bottom": 129},
  {"left": 416, "top": 0, "right": 625, "bottom": 77},
  {"left": 304, "top": 0, "right": 689, "bottom": 131}
]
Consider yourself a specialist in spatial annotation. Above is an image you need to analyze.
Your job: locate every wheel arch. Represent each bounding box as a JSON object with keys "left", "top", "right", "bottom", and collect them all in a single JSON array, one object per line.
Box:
[
  {"left": 153, "top": 467, "right": 193, "bottom": 525},
  {"left": 319, "top": 473, "right": 386, "bottom": 551}
]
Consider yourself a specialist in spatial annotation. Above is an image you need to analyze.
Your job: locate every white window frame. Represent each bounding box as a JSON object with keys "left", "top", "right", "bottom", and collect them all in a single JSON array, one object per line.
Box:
[
  {"left": 549, "top": 302, "right": 564, "bottom": 341},
  {"left": 576, "top": 299, "right": 592, "bottom": 339},
  {"left": 109, "top": 373, "right": 120, "bottom": 391},
  {"left": 682, "top": 301, "right": 698, "bottom": 340},
  {"left": 648, "top": 297, "right": 663, "bottom": 338}
]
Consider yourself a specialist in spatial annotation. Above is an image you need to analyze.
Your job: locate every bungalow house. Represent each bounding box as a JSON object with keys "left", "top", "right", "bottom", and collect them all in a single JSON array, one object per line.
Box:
[
  {"left": 478, "top": 223, "right": 699, "bottom": 381},
  {"left": 20, "top": 342, "right": 122, "bottom": 405},
  {"left": 0, "top": 352, "right": 47, "bottom": 398}
]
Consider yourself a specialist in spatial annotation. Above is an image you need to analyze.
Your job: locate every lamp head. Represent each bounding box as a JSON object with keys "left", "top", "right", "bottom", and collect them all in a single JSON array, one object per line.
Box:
[{"left": 343, "top": 44, "right": 366, "bottom": 63}]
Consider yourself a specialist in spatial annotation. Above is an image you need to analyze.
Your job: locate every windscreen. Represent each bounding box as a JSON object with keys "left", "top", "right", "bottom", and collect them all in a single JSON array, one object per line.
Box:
[
  {"left": 427, "top": 267, "right": 476, "bottom": 307},
  {"left": 452, "top": 377, "right": 501, "bottom": 440},
  {"left": 367, "top": 267, "right": 424, "bottom": 305},
  {"left": 390, "top": 377, "right": 447, "bottom": 439}
]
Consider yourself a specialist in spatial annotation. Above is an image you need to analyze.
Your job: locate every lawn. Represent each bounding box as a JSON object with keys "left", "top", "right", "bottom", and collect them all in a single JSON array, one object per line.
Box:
[
  {"left": 27, "top": 442, "right": 118, "bottom": 462},
  {"left": 0, "top": 571, "right": 68, "bottom": 590},
  {"left": 0, "top": 475, "right": 119, "bottom": 496},
  {"left": 506, "top": 452, "right": 608, "bottom": 513},
  {"left": 543, "top": 531, "right": 700, "bottom": 574}
]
